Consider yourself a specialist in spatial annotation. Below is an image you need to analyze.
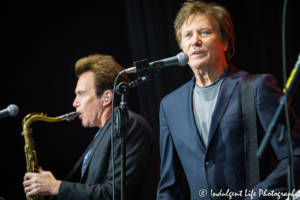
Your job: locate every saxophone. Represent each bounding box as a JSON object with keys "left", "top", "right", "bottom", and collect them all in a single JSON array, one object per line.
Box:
[{"left": 22, "top": 112, "right": 79, "bottom": 200}]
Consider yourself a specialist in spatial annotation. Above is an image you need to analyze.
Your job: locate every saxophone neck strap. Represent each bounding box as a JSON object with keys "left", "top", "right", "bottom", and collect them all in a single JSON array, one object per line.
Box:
[
  {"left": 49, "top": 138, "right": 97, "bottom": 200},
  {"left": 65, "top": 139, "right": 96, "bottom": 181}
]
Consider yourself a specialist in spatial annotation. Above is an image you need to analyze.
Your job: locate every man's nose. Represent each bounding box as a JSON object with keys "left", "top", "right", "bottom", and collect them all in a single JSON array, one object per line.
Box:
[
  {"left": 73, "top": 97, "right": 79, "bottom": 108},
  {"left": 191, "top": 34, "right": 202, "bottom": 46}
]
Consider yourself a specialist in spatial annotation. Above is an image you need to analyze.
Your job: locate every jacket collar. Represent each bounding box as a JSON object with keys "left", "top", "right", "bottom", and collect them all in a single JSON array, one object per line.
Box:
[
  {"left": 206, "top": 64, "right": 239, "bottom": 149},
  {"left": 180, "top": 64, "right": 239, "bottom": 151},
  {"left": 80, "top": 117, "right": 113, "bottom": 181}
]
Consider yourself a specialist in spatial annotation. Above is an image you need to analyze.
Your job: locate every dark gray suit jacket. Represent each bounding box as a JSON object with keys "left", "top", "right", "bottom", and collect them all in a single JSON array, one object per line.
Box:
[
  {"left": 157, "top": 65, "right": 300, "bottom": 200},
  {"left": 58, "top": 110, "right": 160, "bottom": 200}
]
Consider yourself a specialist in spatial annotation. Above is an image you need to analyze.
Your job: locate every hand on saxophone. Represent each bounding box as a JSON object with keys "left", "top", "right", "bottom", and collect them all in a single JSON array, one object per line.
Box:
[{"left": 23, "top": 167, "right": 62, "bottom": 197}]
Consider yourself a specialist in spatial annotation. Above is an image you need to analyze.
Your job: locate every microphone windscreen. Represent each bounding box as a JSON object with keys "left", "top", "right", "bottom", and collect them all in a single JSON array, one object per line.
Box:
[
  {"left": 177, "top": 52, "right": 189, "bottom": 66},
  {"left": 7, "top": 104, "right": 19, "bottom": 116}
]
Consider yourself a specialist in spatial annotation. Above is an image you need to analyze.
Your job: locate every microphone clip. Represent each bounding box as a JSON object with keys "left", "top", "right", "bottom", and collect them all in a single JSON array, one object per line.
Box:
[{"left": 114, "top": 82, "right": 130, "bottom": 138}]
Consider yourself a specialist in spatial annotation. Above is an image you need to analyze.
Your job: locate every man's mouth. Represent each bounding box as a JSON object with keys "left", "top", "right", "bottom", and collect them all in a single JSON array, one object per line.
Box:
[{"left": 192, "top": 51, "right": 204, "bottom": 56}]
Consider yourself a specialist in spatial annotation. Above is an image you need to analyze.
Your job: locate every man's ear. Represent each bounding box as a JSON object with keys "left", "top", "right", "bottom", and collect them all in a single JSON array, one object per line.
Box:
[
  {"left": 223, "top": 41, "right": 228, "bottom": 52},
  {"left": 102, "top": 90, "right": 113, "bottom": 106}
]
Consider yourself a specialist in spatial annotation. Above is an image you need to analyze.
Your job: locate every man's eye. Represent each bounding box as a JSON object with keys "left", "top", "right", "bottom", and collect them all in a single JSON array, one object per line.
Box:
[
  {"left": 201, "top": 31, "right": 209, "bottom": 35},
  {"left": 185, "top": 33, "right": 191, "bottom": 37},
  {"left": 77, "top": 92, "right": 84, "bottom": 97}
]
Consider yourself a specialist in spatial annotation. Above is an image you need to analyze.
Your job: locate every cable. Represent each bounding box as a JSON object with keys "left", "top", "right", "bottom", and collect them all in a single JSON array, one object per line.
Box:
[
  {"left": 111, "top": 73, "right": 121, "bottom": 200},
  {"left": 281, "top": 0, "right": 295, "bottom": 192}
]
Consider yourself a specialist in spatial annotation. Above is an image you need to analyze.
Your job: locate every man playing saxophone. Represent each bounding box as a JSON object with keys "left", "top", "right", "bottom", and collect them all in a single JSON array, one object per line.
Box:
[{"left": 23, "top": 54, "right": 160, "bottom": 200}]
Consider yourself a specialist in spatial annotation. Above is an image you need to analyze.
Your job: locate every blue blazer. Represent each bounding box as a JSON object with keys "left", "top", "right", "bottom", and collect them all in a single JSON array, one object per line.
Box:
[
  {"left": 58, "top": 111, "right": 160, "bottom": 200},
  {"left": 157, "top": 65, "right": 300, "bottom": 200}
]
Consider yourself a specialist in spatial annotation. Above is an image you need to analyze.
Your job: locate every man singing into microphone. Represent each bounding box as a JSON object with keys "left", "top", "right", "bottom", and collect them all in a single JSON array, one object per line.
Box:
[
  {"left": 157, "top": 1, "right": 300, "bottom": 199},
  {"left": 23, "top": 54, "right": 160, "bottom": 200}
]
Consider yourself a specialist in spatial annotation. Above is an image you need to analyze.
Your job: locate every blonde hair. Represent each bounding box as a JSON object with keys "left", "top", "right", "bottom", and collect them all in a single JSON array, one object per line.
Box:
[
  {"left": 174, "top": 0, "right": 235, "bottom": 61},
  {"left": 75, "top": 54, "right": 130, "bottom": 103}
]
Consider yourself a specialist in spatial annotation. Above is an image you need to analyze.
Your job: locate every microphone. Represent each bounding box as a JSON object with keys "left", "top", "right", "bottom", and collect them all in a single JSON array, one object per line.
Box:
[
  {"left": 120, "top": 52, "right": 189, "bottom": 75},
  {"left": 149, "top": 52, "right": 188, "bottom": 69},
  {"left": 0, "top": 104, "right": 19, "bottom": 118}
]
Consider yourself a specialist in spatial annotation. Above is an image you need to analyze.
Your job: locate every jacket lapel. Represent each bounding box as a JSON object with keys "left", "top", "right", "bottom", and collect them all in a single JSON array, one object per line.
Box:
[
  {"left": 180, "top": 77, "right": 206, "bottom": 152},
  {"left": 206, "top": 65, "right": 239, "bottom": 149},
  {"left": 81, "top": 117, "right": 113, "bottom": 181}
]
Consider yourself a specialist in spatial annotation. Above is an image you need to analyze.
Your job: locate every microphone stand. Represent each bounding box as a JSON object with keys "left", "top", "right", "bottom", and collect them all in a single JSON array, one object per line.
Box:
[
  {"left": 113, "top": 69, "right": 159, "bottom": 200},
  {"left": 257, "top": 54, "right": 300, "bottom": 196},
  {"left": 114, "top": 82, "right": 130, "bottom": 200},
  {"left": 112, "top": 55, "right": 186, "bottom": 199},
  {"left": 128, "top": 70, "right": 159, "bottom": 88}
]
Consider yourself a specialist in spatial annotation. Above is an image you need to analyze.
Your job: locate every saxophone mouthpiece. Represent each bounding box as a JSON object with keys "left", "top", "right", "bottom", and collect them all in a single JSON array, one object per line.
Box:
[{"left": 59, "top": 112, "right": 80, "bottom": 121}]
